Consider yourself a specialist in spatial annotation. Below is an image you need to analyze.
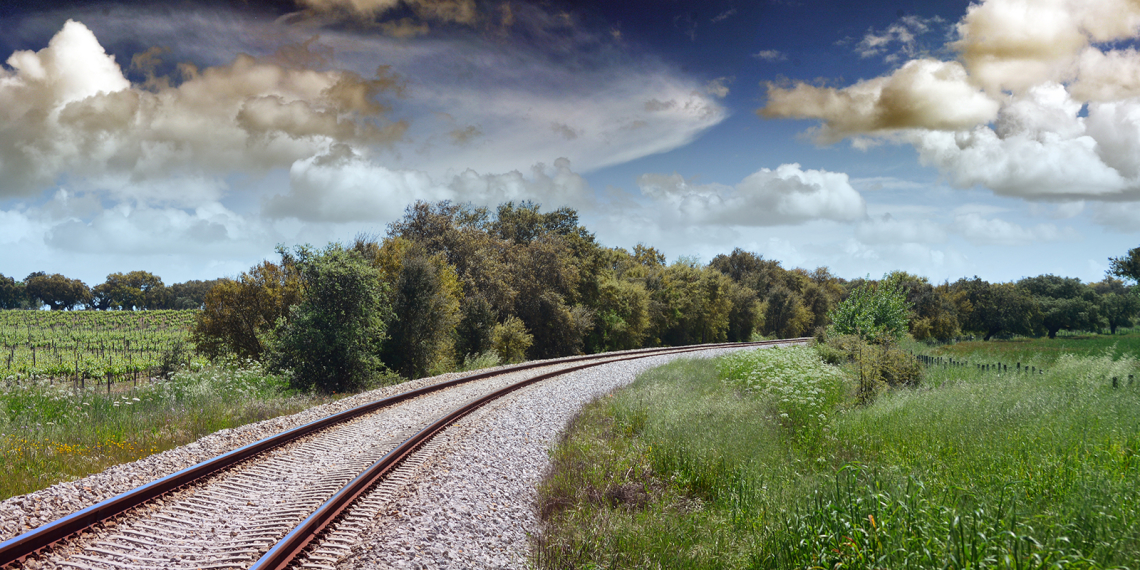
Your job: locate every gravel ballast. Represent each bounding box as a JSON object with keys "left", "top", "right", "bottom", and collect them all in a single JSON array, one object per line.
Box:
[{"left": 339, "top": 347, "right": 748, "bottom": 569}]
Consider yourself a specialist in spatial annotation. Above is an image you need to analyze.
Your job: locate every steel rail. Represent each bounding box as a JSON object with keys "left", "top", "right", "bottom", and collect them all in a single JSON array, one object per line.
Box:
[
  {"left": 0, "top": 339, "right": 808, "bottom": 567},
  {"left": 250, "top": 339, "right": 807, "bottom": 570}
]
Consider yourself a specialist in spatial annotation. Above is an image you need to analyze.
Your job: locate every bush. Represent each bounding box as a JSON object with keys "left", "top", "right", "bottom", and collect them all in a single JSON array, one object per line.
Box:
[
  {"left": 492, "top": 316, "right": 533, "bottom": 364},
  {"left": 821, "top": 334, "right": 922, "bottom": 403},
  {"left": 266, "top": 246, "right": 394, "bottom": 393},
  {"left": 829, "top": 277, "right": 910, "bottom": 343}
]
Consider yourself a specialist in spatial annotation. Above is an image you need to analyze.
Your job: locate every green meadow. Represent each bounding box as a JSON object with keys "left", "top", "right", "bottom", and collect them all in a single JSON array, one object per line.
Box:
[{"left": 534, "top": 333, "right": 1140, "bottom": 569}]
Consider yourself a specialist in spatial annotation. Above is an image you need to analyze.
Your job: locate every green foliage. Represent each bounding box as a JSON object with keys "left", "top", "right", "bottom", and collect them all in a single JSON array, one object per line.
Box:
[
  {"left": 24, "top": 272, "right": 91, "bottom": 311},
  {"left": 491, "top": 316, "right": 532, "bottom": 364},
  {"left": 828, "top": 276, "right": 910, "bottom": 342},
  {"left": 267, "top": 246, "right": 393, "bottom": 394},
  {"left": 192, "top": 260, "right": 302, "bottom": 361},
  {"left": 377, "top": 244, "right": 462, "bottom": 379},
  {"left": 0, "top": 274, "right": 30, "bottom": 310},
  {"left": 1018, "top": 274, "right": 1100, "bottom": 338},
  {"left": 1108, "top": 244, "right": 1140, "bottom": 283},
  {"left": 453, "top": 294, "right": 495, "bottom": 361},
  {"left": 952, "top": 277, "right": 1039, "bottom": 340}
]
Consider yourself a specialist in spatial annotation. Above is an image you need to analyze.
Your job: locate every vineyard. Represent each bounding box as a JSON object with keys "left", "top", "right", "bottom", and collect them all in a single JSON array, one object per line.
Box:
[{"left": 0, "top": 310, "right": 201, "bottom": 389}]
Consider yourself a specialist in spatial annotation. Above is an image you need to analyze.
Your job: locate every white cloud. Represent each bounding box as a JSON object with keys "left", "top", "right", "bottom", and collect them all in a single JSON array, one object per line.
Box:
[
  {"left": 752, "top": 50, "right": 786, "bottom": 62},
  {"left": 907, "top": 84, "right": 1140, "bottom": 199},
  {"left": 1090, "top": 201, "right": 1140, "bottom": 231},
  {"left": 638, "top": 163, "right": 866, "bottom": 226},
  {"left": 951, "top": 212, "right": 1079, "bottom": 245}
]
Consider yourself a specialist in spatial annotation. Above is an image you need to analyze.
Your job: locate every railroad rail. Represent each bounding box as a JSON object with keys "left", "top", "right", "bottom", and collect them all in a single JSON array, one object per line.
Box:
[{"left": 0, "top": 339, "right": 808, "bottom": 569}]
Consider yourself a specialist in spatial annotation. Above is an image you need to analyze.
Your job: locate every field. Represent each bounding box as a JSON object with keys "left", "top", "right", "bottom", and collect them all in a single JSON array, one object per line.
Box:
[
  {"left": 0, "top": 310, "right": 203, "bottom": 389},
  {"left": 534, "top": 334, "right": 1140, "bottom": 568}
]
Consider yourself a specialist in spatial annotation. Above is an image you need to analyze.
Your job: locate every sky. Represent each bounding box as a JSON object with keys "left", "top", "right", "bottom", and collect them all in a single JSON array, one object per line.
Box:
[{"left": 2, "top": 0, "right": 1140, "bottom": 286}]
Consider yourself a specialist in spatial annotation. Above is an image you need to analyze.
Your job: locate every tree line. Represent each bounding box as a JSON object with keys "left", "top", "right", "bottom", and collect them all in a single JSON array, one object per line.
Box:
[
  {"left": 0, "top": 271, "right": 219, "bottom": 311},
  {"left": 2, "top": 200, "right": 1138, "bottom": 392}
]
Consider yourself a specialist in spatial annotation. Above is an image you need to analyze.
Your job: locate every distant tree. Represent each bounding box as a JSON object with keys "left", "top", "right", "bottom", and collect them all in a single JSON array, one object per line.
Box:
[
  {"left": 1017, "top": 274, "right": 1099, "bottom": 338},
  {"left": 24, "top": 272, "right": 91, "bottom": 310},
  {"left": 164, "top": 280, "right": 220, "bottom": 310},
  {"left": 725, "top": 281, "right": 762, "bottom": 342},
  {"left": 709, "top": 248, "right": 785, "bottom": 298},
  {"left": 764, "top": 285, "right": 813, "bottom": 339},
  {"left": 0, "top": 273, "right": 30, "bottom": 309},
  {"left": 192, "top": 260, "right": 302, "bottom": 360},
  {"left": 267, "top": 245, "right": 392, "bottom": 393},
  {"left": 588, "top": 275, "right": 651, "bottom": 351},
  {"left": 1093, "top": 278, "right": 1139, "bottom": 334},
  {"left": 952, "top": 278, "right": 1039, "bottom": 341},
  {"left": 92, "top": 271, "right": 166, "bottom": 310}
]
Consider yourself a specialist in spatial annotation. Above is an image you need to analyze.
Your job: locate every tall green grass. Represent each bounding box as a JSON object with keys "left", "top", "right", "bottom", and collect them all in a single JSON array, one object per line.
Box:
[
  {"left": 0, "top": 362, "right": 334, "bottom": 500},
  {"left": 534, "top": 343, "right": 1140, "bottom": 569}
]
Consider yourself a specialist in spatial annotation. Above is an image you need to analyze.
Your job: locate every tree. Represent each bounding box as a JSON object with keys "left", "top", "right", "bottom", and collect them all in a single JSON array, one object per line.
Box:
[
  {"left": 379, "top": 245, "right": 462, "bottom": 379},
  {"left": 268, "top": 246, "right": 392, "bottom": 393},
  {"left": 454, "top": 294, "right": 496, "bottom": 360},
  {"left": 725, "top": 281, "right": 762, "bottom": 342},
  {"left": 764, "top": 285, "right": 813, "bottom": 339},
  {"left": 164, "top": 280, "right": 220, "bottom": 309},
  {"left": 24, "top": 272, "right": 91, "bottom": 310},
  {"left": 587, "top": 275, "right": 651, "bottom": 351},
  {"left": 192, "top": 260, "right": 302, "bottom": 360},
  {"left": 0, "top": 273, "right": 30, "bottom": 309},
  {"left": 1108, "top": 246, "right": 1140, "bottom": 283},
  {"left": 951, "top": 278, "right": 1039, "bottom": 341},
  {"left": 92, "top": 271, "right": 166, "bottom": 310},
  {"left": 1093, "top": 278, "right": 1139, "bottom": 334},
  {"left": 1017, "top": 274, "right": 1099, "bottom": 338},
  {"left": 828, "top": 276, "right": 910, "bottom": 342}
]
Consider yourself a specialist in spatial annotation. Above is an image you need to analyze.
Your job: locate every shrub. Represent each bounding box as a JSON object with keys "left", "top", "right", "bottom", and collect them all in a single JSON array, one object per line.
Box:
[
  {"left": 492, "top": 316, "right": 533, "bottom": 364},
  {"left": 266, "top": 246, "right": 393, "bottom": 393},
  {"left": 829, "top": 277, "right": 910, "bottom": 343}
]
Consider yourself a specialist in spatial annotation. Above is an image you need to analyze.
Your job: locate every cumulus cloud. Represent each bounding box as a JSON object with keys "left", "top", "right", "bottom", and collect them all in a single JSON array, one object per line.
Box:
[
  {"left": 638, "top": 163, "right": 866, "bottom": 226},
  {"left": 907, "top": 83, "right": 1140, "bottom": 198},
  {"left": 0, "top": 20, "right": 405, "bottom": 204},
  {"left": 951, "top": 212, "right": 1079, "bottom": 246},
  {"left": 761, "top": 59, "right": 999, "bottom": 142},
  {"left": 759, "top": 0, "right": 1140, "bottom": 206},
  {"left": 953, "top": 0, "right": 1140, "bottom": 93}
]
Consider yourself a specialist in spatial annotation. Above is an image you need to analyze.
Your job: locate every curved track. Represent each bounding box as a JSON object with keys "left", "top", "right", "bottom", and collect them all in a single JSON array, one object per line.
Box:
[{"left": 0, "top": 339, "right": 808, "bottom": 570}]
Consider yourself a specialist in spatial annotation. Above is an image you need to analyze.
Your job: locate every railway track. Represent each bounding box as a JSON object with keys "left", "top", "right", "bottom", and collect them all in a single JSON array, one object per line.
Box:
[{"left": 0, "top": 339, "right": 807, "bottom": 570}]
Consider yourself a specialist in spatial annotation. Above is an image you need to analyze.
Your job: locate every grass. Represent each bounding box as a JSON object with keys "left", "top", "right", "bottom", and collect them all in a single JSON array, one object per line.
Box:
[
  {"left": 534, "top": 340, "right": 1140, "bottom": 569},
  {"left": 0, "top": 361, "right": 338, "bottom": 500}
]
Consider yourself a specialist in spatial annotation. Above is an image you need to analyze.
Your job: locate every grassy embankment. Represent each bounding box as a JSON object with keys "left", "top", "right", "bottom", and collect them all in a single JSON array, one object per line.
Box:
[
  {"left": 534, "top": 332, "right": 1140, "bottom": 568},
  {"left": 0, "top": 362, "right": 338, "bottom": 500}
]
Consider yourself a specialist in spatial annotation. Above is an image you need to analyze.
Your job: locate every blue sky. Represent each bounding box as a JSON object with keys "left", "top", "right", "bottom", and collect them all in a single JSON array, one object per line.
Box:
[{"left": 1, "top": 0, "right": 1138, "bottom": 286}]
